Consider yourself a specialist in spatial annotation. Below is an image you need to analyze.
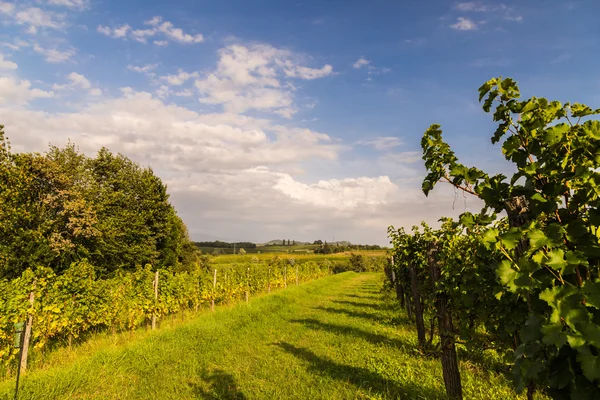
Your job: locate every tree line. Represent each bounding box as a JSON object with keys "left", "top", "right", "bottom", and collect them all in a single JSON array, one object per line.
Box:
[
  {"left": 194, "top": 241, "right": 258, "bottom": 249},
  {"left": 0, "top": 125, "right": 198, "bottom": 279}
]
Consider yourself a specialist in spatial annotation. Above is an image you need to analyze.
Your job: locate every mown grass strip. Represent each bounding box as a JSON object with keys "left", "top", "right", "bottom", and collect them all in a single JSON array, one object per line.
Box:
[{"left": 0, "top": 272, "right": 538, "bottom": 399}]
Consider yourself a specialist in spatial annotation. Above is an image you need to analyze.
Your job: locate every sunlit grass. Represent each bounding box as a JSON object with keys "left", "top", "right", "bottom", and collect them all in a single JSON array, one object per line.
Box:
[{"left": 0, "top": 272, "right": 544, "bottom": 399}]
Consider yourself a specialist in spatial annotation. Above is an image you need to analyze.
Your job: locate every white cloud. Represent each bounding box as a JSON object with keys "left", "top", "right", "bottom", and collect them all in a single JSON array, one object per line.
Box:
[
  {"left": 160, "top": 69, "right": 199, "bottom": 86},
  {"left": 45, "top": 0, "right": 90, "bottom": 10},
  {"left": 0, "top": 2, "right": 15, "bottom": 14},
  {"left": 454, "top": 2, "right": 492, "bottom": 12},
  {"left": 454, "top": 2, "right": 523, "bottom": 22},
  {"left": 14, "top": 7, "right": 66, "bottom": 31},
  {"left": 353, "top": 57, "right": 370, "bottom": 69},
  {"left": 0, "top": 53, "right": 17, "bottom": 70},
  {"left": 97, "top": 24, "right": 131, "bottom": 38},
  {"left": 33, "top": 44, "right": 75, "bottom": 63},
  {"left": 156, "top": 21, "right": 203, "bottom": 43},
  {"left": 145, "top": 16, "right": 162, "bottom": 26},
  {"left": 67, "top": 72, "right": 90, "bottom": 88},
  {"left": 284, "top": 64, "right": 334, "bottom": 80},
  {"left": 98, "top": 17, "right": 203, "bottom": 45},
  {"left": 52, "top": 72, "right": 103, "bottom": 97},
  {"left": 127, "top": 63, "right": 159, "bottom": 73},
  {"left": 358, "top": 137, "right": 402, "bottom": 150},
  {"left": 0, "top": 77, "right": 53, "bottom": 105},
  {"left": 450, "top": 17, "right": 478, "bottom": 30},
  {"left": 272, "top": 174, "right": 399, "bottom": 209},
  {"left": 131, "top": 28, "right": 156, "bottom": 43},
  {"left": 195, "top": 43, "right": 334, "bottom": 117}
]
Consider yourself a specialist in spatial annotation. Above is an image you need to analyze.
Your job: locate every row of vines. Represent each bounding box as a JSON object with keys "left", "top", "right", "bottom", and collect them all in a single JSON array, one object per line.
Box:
[
  {"left": 0, "top": 258, "right": 330, "bottom": 372},
  {"left": 387, "top": 77, "right": 600, "bottom": 399}
]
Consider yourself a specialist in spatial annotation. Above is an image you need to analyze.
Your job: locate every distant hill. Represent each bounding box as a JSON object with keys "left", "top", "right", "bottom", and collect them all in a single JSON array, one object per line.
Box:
[{"left": 260, "top": 240, "right": 310, "bottom": 246}]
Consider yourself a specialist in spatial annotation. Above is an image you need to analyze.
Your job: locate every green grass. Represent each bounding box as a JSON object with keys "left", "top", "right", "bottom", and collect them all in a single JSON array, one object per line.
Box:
[{"left": 0, "top": 273, "right": 543, "bottom": 399}]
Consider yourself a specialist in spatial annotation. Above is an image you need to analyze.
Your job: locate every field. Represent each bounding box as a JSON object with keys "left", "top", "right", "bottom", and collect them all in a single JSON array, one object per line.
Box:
[
  {"left": 210, "top": 250, "right": 388, "bottom": 265},
  {"left": 0, "top": 272, "right": 539, "bottom": 400},
  {"left": 195, "top": 244, "right": 321, "bottom": 254}
]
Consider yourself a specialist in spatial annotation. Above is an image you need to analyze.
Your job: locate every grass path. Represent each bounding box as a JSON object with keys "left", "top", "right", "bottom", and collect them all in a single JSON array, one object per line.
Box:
[{"left": 1, "top": 272, "right": 531, "bottom": 399}]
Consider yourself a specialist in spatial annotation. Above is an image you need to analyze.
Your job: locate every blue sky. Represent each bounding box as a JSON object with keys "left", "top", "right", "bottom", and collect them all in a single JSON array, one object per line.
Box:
[{"left": 1, "top": 0, "right": 599, "bottom": 244}]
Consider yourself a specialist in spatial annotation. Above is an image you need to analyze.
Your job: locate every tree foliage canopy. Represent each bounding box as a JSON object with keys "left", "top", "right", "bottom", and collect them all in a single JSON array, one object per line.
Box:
[{"left": 0, "top": 125, "right": 198, "bottom": 278}]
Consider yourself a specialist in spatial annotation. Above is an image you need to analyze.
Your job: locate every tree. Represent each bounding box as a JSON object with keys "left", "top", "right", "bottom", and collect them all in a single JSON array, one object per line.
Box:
[{"left": 0, "top": 126, "right": 198, "bottom": 278}]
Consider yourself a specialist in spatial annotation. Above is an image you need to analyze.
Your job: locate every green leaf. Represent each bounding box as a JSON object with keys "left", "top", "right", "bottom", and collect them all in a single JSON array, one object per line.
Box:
[
  {"left": 527, "top": 228, "right": 549, "bottom": 250},
  {"left": 576, "top": 346, "right": 600, "bottom": 381},
  {"left": 482, "top": 228, "right": 499, "bottom": 243},
  {"left": 541, "top": 323, "right": 567, "bottom": 349},
  {"left": 497, "top": 259, "right": 518, "bottom": 292},
  {"left": 542, "top": 123, "right": 569, "bottom": 146},
  {"left": 499, "top": 228, "right": 522, "bottom": 250},
  {"left": 545, "top": 249, "right": 567, "bottom": 271}
]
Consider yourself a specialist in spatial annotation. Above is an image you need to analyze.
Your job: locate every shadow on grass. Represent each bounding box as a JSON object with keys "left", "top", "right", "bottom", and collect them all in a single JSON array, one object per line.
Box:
[
  {"left": 331, "top": 299, "right": 395, "bottom": 311},
  {"left": 290, "top": 318, "right": 413, "bottom": 352},
  {"left": 312, "top": 305, "right": 392, "bottom": 324},
  {"left": 343, "top": 293, "right": 380, "bottom": 300},
  {"left": 274, "top": 342, "right": 445, "bottom": 400},
  {"left": 192, "top": 369, "right": 247, "bottom": 399}
]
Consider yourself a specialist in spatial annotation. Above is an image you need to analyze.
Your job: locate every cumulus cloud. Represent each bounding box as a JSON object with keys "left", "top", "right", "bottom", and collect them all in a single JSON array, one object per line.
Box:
[
  {"left": 2, "top": 5, "right": 68, "bottom": 32},
  {"left": 0, "top": 77, "right": 54, "bottom": 105},
  {"left": 45, "top": 0, "right": 90, "bottom": 10},
  {"left": 450, "top": 17, "right": 478, "bottom": 31},
  {"left": 453, "top": 2, "right": 523, "bottom": 23},
  {"left": 97, "top": 24, "right": 130, "bottom": 38},
  {"left": 160, "top": 69, "right": 199, "bottom": 86},
  {"left": 52, "top": 72, "right": 101, "bottom": 96},
  {"left": 127, "top": 63, "right": 159, "bottom": 73},
  {"left": 97, "top": 16, "right": 203, "bottom": 44},
  {"left": 33, "top": 44, "right": 75, "bottom": 62},
  {"left": 353, "top": 57, "right": 370, "bottom": 69},
  {"left": 194, "top": 43, "right": 334, "bottom": 117},
  {"left": 283, "top": 64, "right": 334, "bottom": 80},
  {"left": 0, "top": 53, "right": 17, "bottom": 70},
  {"left": 454, "top": 2, "right": 492, "bottom": 12},
  {"left": 273, "top": 174, "right": 400, "bottom": 209}
]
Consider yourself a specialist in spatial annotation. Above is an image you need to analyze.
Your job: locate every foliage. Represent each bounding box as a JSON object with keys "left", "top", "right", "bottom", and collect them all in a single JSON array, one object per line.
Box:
[
  {"left": 0, "top": 258, "right": 329, "bottom": 371},
  {"left": 0, "top": 273, "right": 534, "bottom": 400},
  {"left": 411, "top": 77, "right": 600, "bottom": 398},
  {"left": 0, "top": 129, "right": 198, "bottom": 279}
]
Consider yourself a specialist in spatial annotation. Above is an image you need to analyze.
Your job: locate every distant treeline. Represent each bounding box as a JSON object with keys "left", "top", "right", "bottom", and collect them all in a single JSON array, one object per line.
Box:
[
  {"left": 193, "top": 241, "right": 257, "bottom": 249},
  {"left": 314, "top": 243, "right": 383, "bottom": 254},
  {"left": 0, "top": 125, "right": 198, "bottom": 279}
]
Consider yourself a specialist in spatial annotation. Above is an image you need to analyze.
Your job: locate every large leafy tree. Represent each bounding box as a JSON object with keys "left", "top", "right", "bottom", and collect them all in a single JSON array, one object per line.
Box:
[{"left": 0, "top": 125, "right": 198, "bottom": 278}]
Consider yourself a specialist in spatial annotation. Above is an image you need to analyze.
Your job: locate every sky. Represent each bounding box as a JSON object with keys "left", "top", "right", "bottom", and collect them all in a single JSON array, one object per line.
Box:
[{"left": 1, "top": 0, "right": 599, "bottom": 245}]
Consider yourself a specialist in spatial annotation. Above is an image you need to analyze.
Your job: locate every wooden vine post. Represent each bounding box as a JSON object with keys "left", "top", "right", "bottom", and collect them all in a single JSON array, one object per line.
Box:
[
  {"left": 211, "top": 268, "right": 217, "bottom": 311},
  {"left": 20, "top": 280, "right": 36, "bottom": 373},
  {"left": 408, "top": 263, "right": 426, "bottom": 348},
  {"left": 295, "top": 264, "right": 299, "bottom": 285},
  {"left": 268, "top": 267, "right": 271, "bottom": 293},
  {"left": 151, "top": 271, "right": 159, "bottom": 330},
  {"left": 428, "top": 243, "right": 462, "bottom": 399},
  {"left": 245, "top": 266, "right": 250, "bottom": 303},
  {"left": 284, "top": 265, "right": 287, "bottom": 288}
]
